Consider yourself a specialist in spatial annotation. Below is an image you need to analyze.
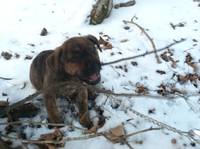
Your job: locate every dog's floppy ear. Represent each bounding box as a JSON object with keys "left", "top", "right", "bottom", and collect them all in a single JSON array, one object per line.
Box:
[
  {"left": 46, "top": 47, "right": 64, "bottom": 73},
  {"left": 85, "top": 35, "right": 102, "bottom": 52}
]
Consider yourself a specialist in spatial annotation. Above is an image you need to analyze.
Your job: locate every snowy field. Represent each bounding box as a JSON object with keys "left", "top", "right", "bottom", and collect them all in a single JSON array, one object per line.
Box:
[{"left": 0, "top": 0, "right": 200, "bottom": 148}]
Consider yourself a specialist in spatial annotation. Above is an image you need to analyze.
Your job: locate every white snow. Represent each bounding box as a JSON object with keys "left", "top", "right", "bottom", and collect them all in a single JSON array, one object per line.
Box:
[{"left": 0, "top": 0, "right": 200, "bottom": 148}]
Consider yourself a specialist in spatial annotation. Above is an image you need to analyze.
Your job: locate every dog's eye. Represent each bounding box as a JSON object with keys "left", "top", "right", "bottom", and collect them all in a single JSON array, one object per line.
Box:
[{"left": 67, "top": 51, "right": 82, "bottom": 63}]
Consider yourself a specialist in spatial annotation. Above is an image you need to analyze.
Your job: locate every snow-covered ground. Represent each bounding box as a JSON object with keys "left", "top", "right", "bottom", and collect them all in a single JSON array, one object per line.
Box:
[{"left": 0, "top": 0, "right": 200, "bottom": 148}]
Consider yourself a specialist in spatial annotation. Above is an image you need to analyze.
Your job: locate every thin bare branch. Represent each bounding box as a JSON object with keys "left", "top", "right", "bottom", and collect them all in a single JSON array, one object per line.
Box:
[
  {"left": 123, "top": 19, "right": 161, "bottom": 63},
  {"left": 101, "top": 38, "right": 186, "bottom": 66},
  {"left": 0, "top": 120, "right": 84, "bottom": 130},
  {"left": 126, "top": 127, "right": 162, "bottom": 138},
  {"left": 0, "top": 126, "right": 162, "bottom": 146}
]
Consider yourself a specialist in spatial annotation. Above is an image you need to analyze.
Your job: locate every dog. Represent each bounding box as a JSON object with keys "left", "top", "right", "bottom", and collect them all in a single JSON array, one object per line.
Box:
[{"left": 30, "top": 35, "right": 102, "bottom": 128}]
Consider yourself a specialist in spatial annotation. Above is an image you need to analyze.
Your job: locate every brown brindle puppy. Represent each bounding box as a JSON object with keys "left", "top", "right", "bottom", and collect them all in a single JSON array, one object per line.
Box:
[{"left": 30, "top": 35, "right": 102, "bottom": 128}]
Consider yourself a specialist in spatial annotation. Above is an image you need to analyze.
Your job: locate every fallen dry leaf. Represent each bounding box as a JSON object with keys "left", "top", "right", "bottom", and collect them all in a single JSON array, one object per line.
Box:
[
  {"left": 99, "top": 36, "right": 113, "bottom": 50},
  {"left": 39, "top": 128, "right": 64, "bottom": 149},
  {"left": 105, "top": 125, "right": 125, "bottom": 143},
  {"left": 135, "top": 83, "right": 149, "bottom": 95}
]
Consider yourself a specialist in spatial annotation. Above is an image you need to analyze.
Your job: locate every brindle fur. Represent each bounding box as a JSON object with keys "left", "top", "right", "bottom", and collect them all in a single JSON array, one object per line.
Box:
[{"left": 30, "top": 35, "right": 102, "bottom": 128}]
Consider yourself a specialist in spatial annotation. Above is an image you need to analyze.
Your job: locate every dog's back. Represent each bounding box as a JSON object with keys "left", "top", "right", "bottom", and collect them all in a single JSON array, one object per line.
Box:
[{"left": 30, "top": 50, "right": 54, "bottom": 90}]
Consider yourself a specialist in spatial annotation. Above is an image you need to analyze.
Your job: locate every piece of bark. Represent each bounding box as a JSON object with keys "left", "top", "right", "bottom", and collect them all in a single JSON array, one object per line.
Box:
[
  {"left": 1, "top": 103, "right": 39, "bottom": 118},
  {"left": 0, "top": 92, "right": 40, "bottom": 118},
  {"left": 90, "top": 0, "right": 113, "bottom": 25},
  {"left": 114, "top": 0, "right": 136, "bottom": 9},
  {"left": 0, "top": 139, "right": 11, "bottom": 149}
]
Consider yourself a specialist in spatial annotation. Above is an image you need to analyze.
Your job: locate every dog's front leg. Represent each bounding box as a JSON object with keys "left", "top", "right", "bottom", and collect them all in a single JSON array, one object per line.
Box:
[
  {"left": 43, "top": 91, "right": 63, "bottom": 124},
  {"left": 76, "top": 86, "right": 93, "bottom": 129},
  {"left": 56, "top": 81, "right": 92, "bottom": 129},
  {"left": 43, "top": 73, "right": 63, "bottom": 124}
]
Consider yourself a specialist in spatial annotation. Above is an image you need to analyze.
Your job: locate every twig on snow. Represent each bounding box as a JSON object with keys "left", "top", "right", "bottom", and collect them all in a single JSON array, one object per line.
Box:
[
  {"left": 1, "top": 79, "right": 197, "bottom": 119},
  {"left": 0, "top": 126, "right": 161, "bottom": 146},
  {"left": 123, "top": 19, "right": 161, "bottom": 63},
  {"left": 126, "top": 127, "right": 162, "bottom": 138},
  {"left": 0, "top": 76, "right": 13, "bottom": 80},
  {"left": 101, "top": 38, "right": 186, "bottom": 66},
  {"left": 0, "top": 120, "right": 84, "bottom": 130}
]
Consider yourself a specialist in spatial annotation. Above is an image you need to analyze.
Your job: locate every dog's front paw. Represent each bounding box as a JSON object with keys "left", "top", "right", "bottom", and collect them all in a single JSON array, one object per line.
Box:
[{"left": 79, "top": 114, "right": 93, "bottom": 129}]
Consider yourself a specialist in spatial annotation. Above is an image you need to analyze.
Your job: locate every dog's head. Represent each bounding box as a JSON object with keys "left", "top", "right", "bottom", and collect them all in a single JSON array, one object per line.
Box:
[{"left": 47, "top": 35, "right": 102, "bottom": 85}]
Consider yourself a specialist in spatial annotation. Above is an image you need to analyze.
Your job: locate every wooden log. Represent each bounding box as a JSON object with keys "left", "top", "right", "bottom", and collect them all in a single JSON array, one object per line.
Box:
[{"left": 90, "top": 0, "right": 113, "bottom": 25}]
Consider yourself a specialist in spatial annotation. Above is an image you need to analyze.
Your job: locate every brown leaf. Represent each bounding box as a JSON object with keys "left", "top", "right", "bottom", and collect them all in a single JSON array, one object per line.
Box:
[
  {"left": 135, "top": 83, "right": 149, "bottom": 95},
  {"left": 85, "top": 125, "right": 98, "bottom": 134},
  {"left": 177, "top": 73, "right": 199, "bottom": 84},
  {"left": 99, "top": 36, "right": 113, "bottom": 49},
  {"left": 160, "top": 50, "right": 178, "bottom": 68},
  {"left": 39, "top": 128, "right": 64, "bottom": 148},
  {"left": 40, "top": 128, "right": 63, "bottom": 141},
  {"left": 105, "top": 125, "right": 125, "bottom": 143}
]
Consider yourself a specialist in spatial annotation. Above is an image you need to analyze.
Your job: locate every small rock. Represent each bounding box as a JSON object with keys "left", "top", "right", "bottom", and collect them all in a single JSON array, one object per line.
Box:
[{"left": 40, "top": 28, "right": 48, "bottom": 36}]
